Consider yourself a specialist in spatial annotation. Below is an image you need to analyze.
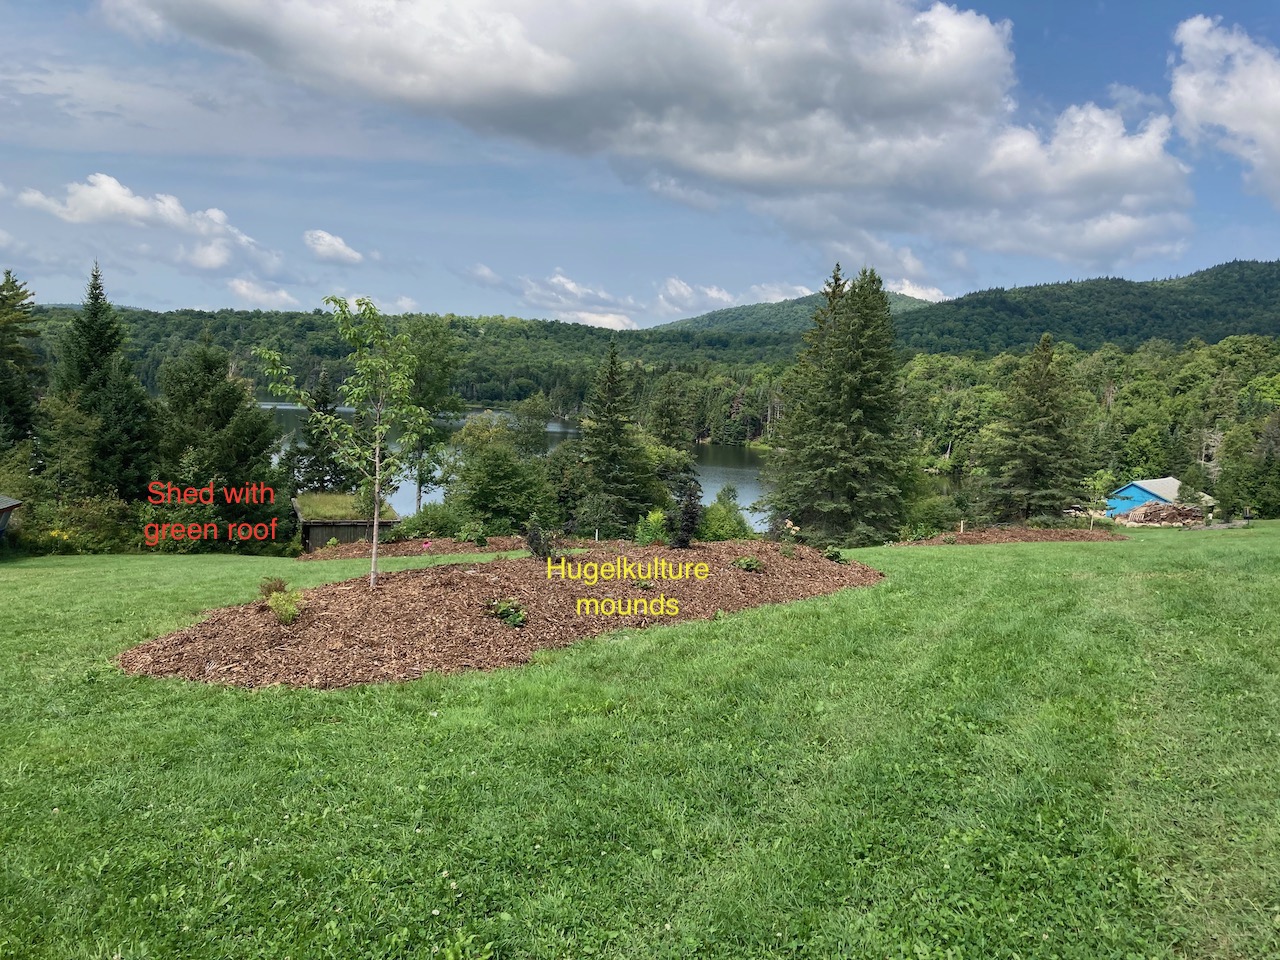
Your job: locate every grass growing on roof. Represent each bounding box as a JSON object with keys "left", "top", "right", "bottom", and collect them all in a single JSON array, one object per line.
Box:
[
  {"left": 1, "top": 526, "right": 1278, "bottom": 958},
  {"left": 293, "top": 491, "right": 399, "bottom": 521}
]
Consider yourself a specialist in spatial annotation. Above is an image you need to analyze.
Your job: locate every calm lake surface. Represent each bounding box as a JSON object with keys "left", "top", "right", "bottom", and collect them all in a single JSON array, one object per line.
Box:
[{"left": 266, "top": 405, "right": 769, "bottom": 530}]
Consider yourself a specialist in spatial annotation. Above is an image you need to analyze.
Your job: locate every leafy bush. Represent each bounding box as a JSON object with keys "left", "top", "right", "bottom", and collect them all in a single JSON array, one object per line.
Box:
[
  {"left": 382, "top": 501, "right": 465, "bottom": 542},
  {"left": 635, "top": 508, "right": 667, "bottom": 546},
  {"left": 267, "top": 589, "right": 303, "bottom": 625},
  {"left": 487, "top": 597, "right": 527, "bottom": 628},
  {"left": 696, "top": 485, "right": 753, "bottom": 542},
  {"left": 325, "top": 536, "right": 340, "bottom": 548},
  {"left": 906, "top": 494, "right": 962, "bottom": 533},
  {"left": 941, "top": 534, "right": 958, "bottom": 544},
  {"left": 457, "top": 521, "right": 488, "bottom": 547},
  {"left": 258, "top": 576, "right": 288, "bottom": 598},
  {"left": 21, "top": 496, "right": 136, "bottom": 554},
  {"left": 731, "top": 555, "right": 763, "bottom": 573},
  {"left": 780, "top": 543, "right": 796, "bottom": 559},
  {"left": 898, "top": 522, "right": 941, "bottom": 542},
  {"left": 822, "top": 546, "right": 848, "bottom": 563}
]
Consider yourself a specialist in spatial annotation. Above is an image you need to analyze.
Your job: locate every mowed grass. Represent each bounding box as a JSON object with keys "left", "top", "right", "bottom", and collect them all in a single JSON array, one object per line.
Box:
[{"left": 1, "top": 528, "right": 1278, "bottom": 959}]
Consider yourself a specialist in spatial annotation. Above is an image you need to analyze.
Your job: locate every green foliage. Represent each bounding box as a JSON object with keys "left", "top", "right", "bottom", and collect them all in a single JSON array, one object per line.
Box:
[
  {"left": 822, "top": 546, "right": 848, "bottom": 563},
  {"left": 580, "top": 342, "right": 652, "bottom": 531},
  {"left": 280, "top": 367, "right": 360, "bottom": 493},
  {"left": 383, "top": 502, "right": 465, "bottom": 542},
  {"left": 634, "top": 508, "right": 667, "bottom": 546},
  {"left": 487, "top": 597, "right": 527, "bottom": 627},
  {"left": 670, "top": 480, "right": 702, "bottom": 549},
  {"left": 452, "top": 439, "right": 553, "bottom": 536},
  {"left": 989, "top": 334, "right": 1084, "bottom": 521},
  {"left": 435, "top": 930, "right": 495, "bottom": 960},
  {"left": 766, "top": 264, "right": 907, "bottom": 546},
  {"left": 267, "top": 589, "right": 303, "bottom": 625},
  {"left": 326, "top": 537, "right": 340, "bottom": 548},
  {"left": 457, "top": 521, "right": 487, "bottom": 546},
  {"left": 16, "top": 495, "right": 136, "bottom": 554},
  {"left": 256, "top": 296, "right": 437, "bottom": 588},
  {"left": 731, "top": 555, "right": 763, "bottom": 572},
  {"left": 780, "top": 543, "right": 796, "bottom": 558},
  {"left": 696, "top": 485, "right": 753, "bottom": 541}
]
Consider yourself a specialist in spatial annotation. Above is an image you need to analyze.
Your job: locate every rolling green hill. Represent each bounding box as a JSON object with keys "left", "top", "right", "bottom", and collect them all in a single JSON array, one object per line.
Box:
[
  {"left": 658, "top": 259, "right": 1280, "bottom": 353},
  {"left": 664, "top": 288, "right": 932, "bottom": 335}
]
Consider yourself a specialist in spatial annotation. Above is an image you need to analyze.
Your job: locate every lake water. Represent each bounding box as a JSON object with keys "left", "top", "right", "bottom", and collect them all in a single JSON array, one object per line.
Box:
[{"left": 265, "top": 405, "right": 769, "bottom": 530}]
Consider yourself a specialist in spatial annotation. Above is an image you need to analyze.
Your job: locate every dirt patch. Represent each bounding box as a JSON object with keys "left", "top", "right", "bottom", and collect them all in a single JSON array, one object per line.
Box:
[
  {"left": 897, "top": 527, "right": 1127, "bottom": 547},
  {"left": 119, "top": 541, "right": 882, "bottom": 688}
]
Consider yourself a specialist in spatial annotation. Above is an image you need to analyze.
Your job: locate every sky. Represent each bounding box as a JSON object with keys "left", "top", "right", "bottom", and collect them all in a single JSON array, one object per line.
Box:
[{"left": 1, "top": 1, "right": 1278, "bottom": 329}]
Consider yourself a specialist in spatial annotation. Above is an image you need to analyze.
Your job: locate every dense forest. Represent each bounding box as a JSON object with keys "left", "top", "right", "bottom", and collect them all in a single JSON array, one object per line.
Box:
[{"left": 5, "top": 259, "right": 1280, "bottom": 555}]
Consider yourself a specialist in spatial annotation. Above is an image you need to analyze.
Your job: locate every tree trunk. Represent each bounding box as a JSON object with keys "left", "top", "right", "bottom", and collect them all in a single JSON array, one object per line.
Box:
[{"left": 370, "top": 440, "right": 381, "bottom": 590}]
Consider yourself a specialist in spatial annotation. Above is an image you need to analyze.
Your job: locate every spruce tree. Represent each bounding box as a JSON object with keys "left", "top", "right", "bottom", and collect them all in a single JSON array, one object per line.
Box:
[
  {"left": 989, "top": 333, "right": 1083, "bottom": 520},
  {"left": 580, "top": 341, "right": 650, "bottom": 532},
  {"left": 0, "top": 270, "right": 39, "bottom": 374},
  {"left": 51, "top": 264, "right": 156, "bottom": 500},
  {"left": 765, "top": 264, "right": 907, "bottom": 545}
]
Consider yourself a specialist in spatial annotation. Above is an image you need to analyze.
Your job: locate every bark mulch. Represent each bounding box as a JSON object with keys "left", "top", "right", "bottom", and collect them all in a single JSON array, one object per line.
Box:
[
  {"left": 297, "top": 535, "right": 532, "bottom": 561},
  {"left": 897, "top": 527, "right": 1127, "bottom": 547},
  {"left": 118, "top": 540, "right": 882, "bottom": 689}
]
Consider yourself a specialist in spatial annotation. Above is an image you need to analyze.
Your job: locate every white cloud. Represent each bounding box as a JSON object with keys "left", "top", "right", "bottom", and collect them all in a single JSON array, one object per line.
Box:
[
  {"left": 17, "top": 172, "right": 280, "bottom": 272},
  {"left": 886, "top": 278, "right": 948, "bottom": 301},
  {"left": 1172, "top": 15, "right": 1280, "bottom": 206},
  {"left": 747, "top": 283, "right": 814, "bottom": 303},
  {"left": 557, "top": 311, "right": 637, "bottom": 331},
  {"left": 1108, "top": 83, "right": 1164, "bottom": 121},
  {"left": 303, "top": 228, "right": 363, "bottom": 264},
  {"left": 655, "top": 276, "right": 736, "bottom": 316},
  {"left": 228, "top": 277, "right": 298, "bottom": 308},
  {"left": 100, "top": 0, "right": 1193, "bottom": 273},
  {"left": 466, "top": 262, "right": 505, "bottom": 287},
  {"left": 391, "top": 295, "right": 418, "bottom": 312}
]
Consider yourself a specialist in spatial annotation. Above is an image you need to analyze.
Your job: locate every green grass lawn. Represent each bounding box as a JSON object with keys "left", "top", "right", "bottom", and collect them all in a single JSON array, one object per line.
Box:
[{"left": 1, "top": 528, "right": 1278, "bottom": 959}]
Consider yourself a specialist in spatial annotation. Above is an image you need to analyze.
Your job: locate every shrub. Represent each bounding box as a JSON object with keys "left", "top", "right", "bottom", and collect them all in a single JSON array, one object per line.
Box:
[
  {"left": 381, "top": 501, "right": 465, "bottom": 542},
  {"left": 524, "top": 512, "right": 557, "bottom": 559},
  {"left": 898, "top": 522, "right": 940, "bottom": 542},
  {"left": 325, "top": 536, "right": 340, "bottom": 548},
  {"left": 635, "top": 508, "right": 667, "bottom": 546},
  {"left": 267, "top": 589, "right": 303, "bottom": 625},
  {"left": 487, "top": 597, "right": 527, "bottom": 627},
  {"left": 941, "top": 534, "right": 958, "bottom": 544},
  {"left": 457, "top": 521, "right": 487, "bottom": 547},
  {"left": 780, "top": 543, "right": 796, "bottom": 559},
  {"left": 906, "top": 494, "right": 962, "bottom": 533},
  {"left": 696, "top": 486, "right": 753, "bottom": 541},
  {"left": 258, "top": 576, "right": 289, "bottom": 598},
  {"left": 670, "top": 482, "right": 702, "bottom": 549},
  {"left": 822, "top": 546, "right": 848, "bottom": 563},
  {"left": 731, "top": 556, "right": 763, "bottom": 573}
]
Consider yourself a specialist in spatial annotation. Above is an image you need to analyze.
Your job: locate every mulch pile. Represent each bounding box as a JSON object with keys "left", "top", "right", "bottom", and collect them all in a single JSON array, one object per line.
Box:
[
  {"left": 1114, "top": 503, "right": 1204, "bottom": 526},
  {"left": 118, "top": 541, "right": 882, "bottom": 688},
  {"left": 897, "top": 527, "right": 1126, "bottom": 547},
  {"left": 297, "top": 535, "right": 532, "bottom": 561}
]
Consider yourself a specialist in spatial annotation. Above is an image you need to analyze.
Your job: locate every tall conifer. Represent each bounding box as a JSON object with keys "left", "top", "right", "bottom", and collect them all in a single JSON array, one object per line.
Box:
[{"left": 765, "top": 264, "right": 907, "bottom": 545}]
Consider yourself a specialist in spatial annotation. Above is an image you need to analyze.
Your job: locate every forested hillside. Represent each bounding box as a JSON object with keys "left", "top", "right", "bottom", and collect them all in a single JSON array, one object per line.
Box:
[
  {"left": 896, "top": 260, "right": 1280, "bottom": 352},
  {"left": 658, "top": 259, "right": 1280, "bottom": 353}
]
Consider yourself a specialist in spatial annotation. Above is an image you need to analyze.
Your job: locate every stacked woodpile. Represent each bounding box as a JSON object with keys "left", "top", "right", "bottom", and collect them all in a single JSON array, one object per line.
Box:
[{"left": 1115, "top": 502, "right": 1205, "bottom": 526}]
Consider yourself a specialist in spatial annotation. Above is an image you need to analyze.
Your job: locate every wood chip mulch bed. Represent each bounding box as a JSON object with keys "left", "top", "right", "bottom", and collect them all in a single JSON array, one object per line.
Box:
[
  {"left": 297, "top": 535, "right": 534, "bottom": 561},
  {"left": 118, "top": 541, "right": 882, "bottom": 689},
  {"left": 896, "top": 527, "right": 1127, "bottom": 547}
]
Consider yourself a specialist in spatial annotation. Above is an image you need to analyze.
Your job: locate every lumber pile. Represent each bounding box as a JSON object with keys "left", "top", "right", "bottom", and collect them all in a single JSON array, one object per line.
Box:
[{"left": 1115, "top": 502, "right": 1204, "bottom": 526}]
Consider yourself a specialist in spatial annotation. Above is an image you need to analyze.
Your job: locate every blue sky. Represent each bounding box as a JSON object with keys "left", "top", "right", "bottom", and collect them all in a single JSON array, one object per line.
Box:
[{"left": 2, "top": 1, "right": 1278, "bottom": 328}]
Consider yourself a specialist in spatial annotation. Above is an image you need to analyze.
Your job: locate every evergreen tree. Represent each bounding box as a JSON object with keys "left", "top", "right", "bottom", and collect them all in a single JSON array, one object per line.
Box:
[
  {"left": 282, "top": 368, "right": 360, "bottom": 493},
  {"left": 765, "top": 265, "right": 907, "bottom": 545},
  {"left": 579, "top": 341, "right": 651, "bottom": 532},
  {"left": 50, "top": 265, "right": 156, "bottom": 500},
  {"left": 989, "top": 333, "right": 1083, "bottom": 520},
  {"left": 0, "top": 270, "right": 40, "bottom": 450}
]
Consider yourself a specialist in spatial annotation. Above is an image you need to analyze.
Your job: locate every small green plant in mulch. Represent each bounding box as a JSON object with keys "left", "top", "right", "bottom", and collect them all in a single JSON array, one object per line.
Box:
[
  {"left": 488, "top": 597, "right": 527, "bottom": 628},
  {"left": 258, "top": 576, "right": 289, "bottom": 599},
  {"left": 780, "top": 543, "right": 796, "bottom": 559},
  {"left": 942, "top": 534, "right": 958, "bottom": 544},
  {"left": 458, "top": 521, "right": 488, "bottom": 547},
  {"left": 635, "top": 508, "right": 668, "bottom": 546},
  {"left": 267, "top": 589, "right": 304, "bottom": 625},
  {"left": 633, "top": 578, "right": 656, "bottom": 590},
  {"left": 325, "top": 536, "right": 340, "bottom": 548},
  {"left": 731, "top": 556, "right": 763, "bottom": 573},
  {"left": 822, "top": 546, "right": 849, "bottom": 564}
]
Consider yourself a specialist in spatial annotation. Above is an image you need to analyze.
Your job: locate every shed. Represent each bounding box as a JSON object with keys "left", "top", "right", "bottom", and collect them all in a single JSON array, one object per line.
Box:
[
  {"left": 1106, "top": 477, "right": 1215, "bottom": 517},
  {"left": 0, "top": 495, "right": 22, "bottom": 541},
  {"left": 292, "top": 497, "right": 401, "bottom": 553}
]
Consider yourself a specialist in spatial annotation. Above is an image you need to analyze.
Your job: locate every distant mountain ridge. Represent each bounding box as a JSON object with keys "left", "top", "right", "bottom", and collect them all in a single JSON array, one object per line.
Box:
[
  {"left": 663, "top": 289, "right": 932, "bottom": 335},
  {"left": 658, "top": 260, "right": 1280, "bottom": 353}
]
